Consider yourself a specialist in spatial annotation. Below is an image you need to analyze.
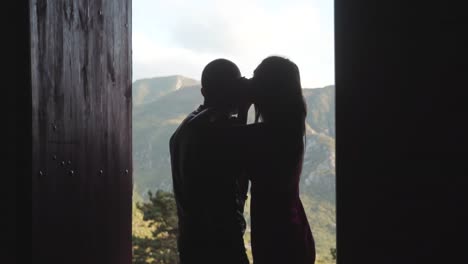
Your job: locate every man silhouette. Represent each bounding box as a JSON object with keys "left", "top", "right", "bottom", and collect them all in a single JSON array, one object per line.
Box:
[{"left": 169, "top": 59, "right": 250, "bottom": 264}]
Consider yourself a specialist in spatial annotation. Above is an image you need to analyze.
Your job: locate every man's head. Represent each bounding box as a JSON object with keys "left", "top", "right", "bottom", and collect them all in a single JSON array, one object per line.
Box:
[{"left": 201, "top": 59, "right": 242, "bottom": 109}]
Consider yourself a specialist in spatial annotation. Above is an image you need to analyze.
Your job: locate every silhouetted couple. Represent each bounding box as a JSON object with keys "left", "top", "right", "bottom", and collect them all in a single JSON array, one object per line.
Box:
[{"left": 170, "top": 56, "right": 316, "bottom": 264}]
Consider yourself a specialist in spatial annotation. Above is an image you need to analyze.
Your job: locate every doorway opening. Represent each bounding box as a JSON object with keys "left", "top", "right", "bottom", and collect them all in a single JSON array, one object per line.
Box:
[{"left": 131, "top": 0, "right": 335, "bottom": 263}]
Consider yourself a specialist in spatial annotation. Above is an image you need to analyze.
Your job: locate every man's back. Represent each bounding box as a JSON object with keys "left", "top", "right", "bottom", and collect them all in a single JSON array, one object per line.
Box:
[{"left": 170, "top": 105, "right": 249, "bottom": 264}]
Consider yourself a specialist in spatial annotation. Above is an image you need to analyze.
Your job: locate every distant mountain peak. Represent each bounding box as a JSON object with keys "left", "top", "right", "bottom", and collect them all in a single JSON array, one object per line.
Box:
[{"left": 132, "top": 75, "right": 201, "bottom": 105}]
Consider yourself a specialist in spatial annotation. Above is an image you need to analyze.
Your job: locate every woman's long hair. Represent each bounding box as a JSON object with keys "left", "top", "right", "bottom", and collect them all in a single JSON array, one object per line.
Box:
[{"left": 252, "top": 56, "right": 307, "bottom": 137}]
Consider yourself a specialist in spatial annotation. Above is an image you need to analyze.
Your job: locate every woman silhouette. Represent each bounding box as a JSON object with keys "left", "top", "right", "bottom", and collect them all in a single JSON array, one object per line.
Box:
[{"left": 237, "top": 56, "right": 316, "bottom": 264}]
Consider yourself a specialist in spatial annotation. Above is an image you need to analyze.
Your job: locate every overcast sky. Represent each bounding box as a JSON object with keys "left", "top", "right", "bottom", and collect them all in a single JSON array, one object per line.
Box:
[{"left": 133, "top": 0, "right": 334, "bottom": 88}]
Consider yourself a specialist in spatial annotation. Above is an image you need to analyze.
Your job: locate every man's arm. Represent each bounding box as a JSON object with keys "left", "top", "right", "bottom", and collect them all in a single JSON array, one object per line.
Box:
[{"left": 237, "top": 103, "right": 251, "bottom": 125}]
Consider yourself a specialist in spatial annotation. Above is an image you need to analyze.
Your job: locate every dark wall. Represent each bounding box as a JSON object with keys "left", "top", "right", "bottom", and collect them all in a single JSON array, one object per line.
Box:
[
  {"left": 30, "top": 1, "right": 132, "bottom": 263},
  {"left": 336, "top": 1, "right": 467, "bottom": 263},
  {"left": 9, "top": 1, "right": 32, "bottom": 263}
]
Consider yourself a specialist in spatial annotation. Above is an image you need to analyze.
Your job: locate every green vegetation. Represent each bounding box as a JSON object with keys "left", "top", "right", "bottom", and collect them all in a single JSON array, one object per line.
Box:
[
  {"left": 330, "top": 248, "right": 337, "bottom": 261},
  {"left": 133, "top": 191, "right": 179, "bottom": 264},
  {"left": 133, "top": 191, "right": 153, "bottom": 238},
  {"left": 132, "top": 190, "right": 336, "bottom": 264},
  {"left": 301, "top": 194, "right": 336, "bottom": 264}
]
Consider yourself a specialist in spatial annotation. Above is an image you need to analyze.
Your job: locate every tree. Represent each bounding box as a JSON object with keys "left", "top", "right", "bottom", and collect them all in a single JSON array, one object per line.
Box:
[
  {"left": 133, "top": 190, "right": 179, "bottom": 264},
  {"left": 330, "top": 247, "right": 337, "bottom": 261}
]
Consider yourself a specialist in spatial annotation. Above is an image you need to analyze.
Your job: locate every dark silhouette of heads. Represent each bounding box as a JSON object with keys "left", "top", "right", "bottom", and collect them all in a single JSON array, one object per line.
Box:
[
  {"left": 201, "top": 59, "right": 242, "bottom": 109},
  {"left": 200, "top": 56, "right": 306, "bottom": 134}
]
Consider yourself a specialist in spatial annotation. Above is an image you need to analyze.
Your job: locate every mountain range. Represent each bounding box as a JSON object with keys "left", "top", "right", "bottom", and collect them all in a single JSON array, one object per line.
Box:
[{"left": 132, "top": 75, "right": 336, "bottom": 261}]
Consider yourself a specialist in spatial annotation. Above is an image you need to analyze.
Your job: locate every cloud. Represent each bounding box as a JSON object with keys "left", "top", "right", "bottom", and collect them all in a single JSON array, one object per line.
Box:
[
  {"left": 170, "top": 13, "right": 242, "bottom": 55},
  {"left": 132, "top": 0, "right": 334, "bottom": 87},
  {"left": 132, "top": 32, "right": 223, "bottom": 81}
]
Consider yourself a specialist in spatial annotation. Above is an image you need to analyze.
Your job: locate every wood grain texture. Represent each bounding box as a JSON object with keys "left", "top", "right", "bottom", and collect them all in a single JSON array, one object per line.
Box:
[{"left": 30, "top": 1, "right": 132, "bottom": 263}]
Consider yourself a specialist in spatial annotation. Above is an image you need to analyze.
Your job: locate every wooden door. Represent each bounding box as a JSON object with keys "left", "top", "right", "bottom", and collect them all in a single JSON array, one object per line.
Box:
[{"left": 30, "top": 1, "right": 132, "bottom": 263}]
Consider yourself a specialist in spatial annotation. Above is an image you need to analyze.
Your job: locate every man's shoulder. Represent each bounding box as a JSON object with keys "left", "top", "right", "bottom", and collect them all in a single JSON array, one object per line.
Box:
[{"left": 171, "top": 107, "right": 211, "bottom": 140}]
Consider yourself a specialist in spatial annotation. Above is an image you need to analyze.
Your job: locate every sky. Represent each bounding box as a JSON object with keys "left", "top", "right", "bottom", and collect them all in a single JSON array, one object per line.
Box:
[{"left": 132, "top": 0, "right": 334, "bottom": 88}]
